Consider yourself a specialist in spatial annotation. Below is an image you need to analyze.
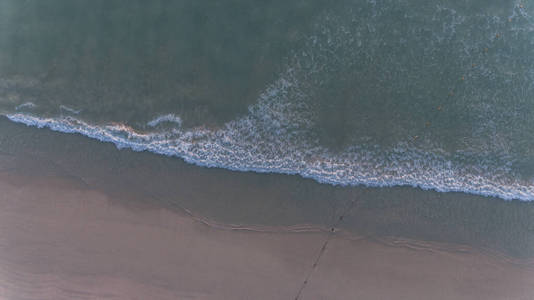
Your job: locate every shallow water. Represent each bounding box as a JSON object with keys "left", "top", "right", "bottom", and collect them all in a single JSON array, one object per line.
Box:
[{"left": 1, "top": 0, "right": 533, "bottom": 200}]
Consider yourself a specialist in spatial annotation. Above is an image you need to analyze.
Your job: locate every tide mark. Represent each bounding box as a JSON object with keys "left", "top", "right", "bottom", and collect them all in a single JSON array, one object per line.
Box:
[{"left": 294, "top": 198, "right": 358, "bottom": 300}]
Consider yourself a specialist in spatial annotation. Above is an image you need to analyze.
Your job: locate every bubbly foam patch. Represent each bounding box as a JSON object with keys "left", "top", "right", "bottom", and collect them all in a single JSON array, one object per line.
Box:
[
  {"left": 59, "top": 105, "right": 81, "bottom": 115},
  {"left": 147, "top": 114, "right": 183, "bottom": 128},
  {"left": 15, "top": 102, "right": 36, "bottom": 111}
]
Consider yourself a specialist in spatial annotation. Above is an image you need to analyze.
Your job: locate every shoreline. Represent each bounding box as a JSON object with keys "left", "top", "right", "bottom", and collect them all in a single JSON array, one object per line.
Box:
[{"left": 5, "top": 112, "right": 533, "bottom": 202}]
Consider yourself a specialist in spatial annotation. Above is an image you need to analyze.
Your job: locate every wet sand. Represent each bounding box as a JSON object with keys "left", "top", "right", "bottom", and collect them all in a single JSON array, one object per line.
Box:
[
  {"left": 1, "top": 166, "right": 534, "bottom": 299},
  {"left": 1, "top": 118, "right": 534, "bottom": 299}
]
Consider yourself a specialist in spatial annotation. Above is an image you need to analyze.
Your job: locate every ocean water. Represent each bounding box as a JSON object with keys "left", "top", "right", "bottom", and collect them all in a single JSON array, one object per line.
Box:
[{"left": 1, "top": 0, "right": 533, "bottom": 200}]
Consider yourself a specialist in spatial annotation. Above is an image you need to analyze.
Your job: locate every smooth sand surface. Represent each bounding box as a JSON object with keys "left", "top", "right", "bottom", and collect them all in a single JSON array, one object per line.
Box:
[{"left": 1, "top": 171, "right": 533, "bottom": 300}]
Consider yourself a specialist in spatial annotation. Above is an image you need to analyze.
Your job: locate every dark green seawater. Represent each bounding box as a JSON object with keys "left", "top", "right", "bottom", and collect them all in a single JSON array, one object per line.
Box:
[{"left": 1, "top": 0, "right": 533, "bottom": 200}]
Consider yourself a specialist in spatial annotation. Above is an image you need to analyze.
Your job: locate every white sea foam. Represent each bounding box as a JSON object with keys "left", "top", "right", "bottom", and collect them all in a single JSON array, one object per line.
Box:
[
  {"left": 5, "top": 112, "right": 533, "bottom": 201},
  {"left": 59, "top": 105, "right": 81, "bottom": 115},
  {"left": 147, "top": 114, "right": 182, "bottom": 127},
  {"left": 15, "top": 102, "right": 36, "bottom": 110}
]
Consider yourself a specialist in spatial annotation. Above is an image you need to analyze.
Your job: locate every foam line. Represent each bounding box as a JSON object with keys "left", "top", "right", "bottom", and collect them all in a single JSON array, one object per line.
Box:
[
  {"left": 5, "top": 111, "right": 533, "bottom": 201},
  {"left": 147, "top": 114, "right": 182, "bottom": 127}
]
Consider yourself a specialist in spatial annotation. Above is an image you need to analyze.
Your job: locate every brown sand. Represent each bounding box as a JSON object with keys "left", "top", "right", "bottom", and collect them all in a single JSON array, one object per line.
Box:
[{"left": 0, "top": 171, "right": 533, "bottom": 300}]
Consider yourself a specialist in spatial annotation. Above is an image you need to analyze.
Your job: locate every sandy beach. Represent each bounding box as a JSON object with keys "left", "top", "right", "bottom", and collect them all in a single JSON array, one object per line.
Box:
[{"left": 1, "top": 157, "right": 534, "bottom": 299}]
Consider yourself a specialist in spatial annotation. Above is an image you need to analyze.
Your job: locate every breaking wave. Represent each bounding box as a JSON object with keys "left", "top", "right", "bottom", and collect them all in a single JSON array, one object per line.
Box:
[{"left": 5, "top": 70, "right": 534, "bottom": 201}]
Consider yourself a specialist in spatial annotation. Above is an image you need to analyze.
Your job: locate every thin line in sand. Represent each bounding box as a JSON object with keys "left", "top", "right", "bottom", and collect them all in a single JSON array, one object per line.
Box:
[{"left": 294, "top": 198, "right": 359, "bottom": 300}]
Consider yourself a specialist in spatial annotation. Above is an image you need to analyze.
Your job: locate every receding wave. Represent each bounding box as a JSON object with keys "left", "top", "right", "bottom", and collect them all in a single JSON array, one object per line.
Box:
[{"left": 5, "top": 71, "right": 534, "bottom": 201}]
